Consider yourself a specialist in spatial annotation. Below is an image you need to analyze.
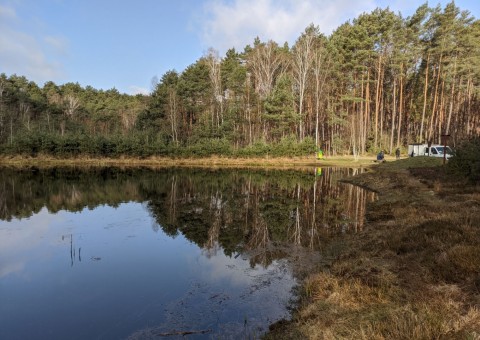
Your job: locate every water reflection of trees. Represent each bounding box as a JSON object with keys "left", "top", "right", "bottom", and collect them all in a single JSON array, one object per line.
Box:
[
  {"left": 0, "top": 167, "right": 144, "bottom": 221},
  {"left": 0, "top": 167, "right": 375, "bottom": 267},
  {"left": 143, "top": 168, "right": 376, "bottom": 267}
]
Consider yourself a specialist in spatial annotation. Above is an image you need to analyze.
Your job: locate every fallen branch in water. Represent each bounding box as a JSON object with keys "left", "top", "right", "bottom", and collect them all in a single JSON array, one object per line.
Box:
[{"left": 154, "top": 329, "right": 212, "bottom": 337}]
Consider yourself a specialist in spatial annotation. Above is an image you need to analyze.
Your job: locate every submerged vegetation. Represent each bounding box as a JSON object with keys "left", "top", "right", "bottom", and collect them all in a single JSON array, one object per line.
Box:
[{"left": 0, "top": 2, "right": 479, "bottom": 159}]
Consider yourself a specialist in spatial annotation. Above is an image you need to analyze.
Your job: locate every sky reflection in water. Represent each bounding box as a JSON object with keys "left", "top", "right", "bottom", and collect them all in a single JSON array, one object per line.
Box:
[
  {"left": 0, "top": 167, "right": 374, "bottom": 339},
  {"left": 1, "top": 203, "right": 293, "bottom": 339}
]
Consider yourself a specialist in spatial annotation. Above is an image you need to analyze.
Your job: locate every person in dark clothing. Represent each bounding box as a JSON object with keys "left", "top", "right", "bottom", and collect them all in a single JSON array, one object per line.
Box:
[
  {"left": 376, "top": 150, "right": 385, "bottom": 162},
  {"left": 395, "top": 148, "right": 400, "bottom": 159}
]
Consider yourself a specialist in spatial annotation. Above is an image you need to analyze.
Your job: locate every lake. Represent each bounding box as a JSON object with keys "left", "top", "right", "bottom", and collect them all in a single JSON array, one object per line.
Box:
[{"left": 0, "top": 167, "right": 375, "bottom": 339}]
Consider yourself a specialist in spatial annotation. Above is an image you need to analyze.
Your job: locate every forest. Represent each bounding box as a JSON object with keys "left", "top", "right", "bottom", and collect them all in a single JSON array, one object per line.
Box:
[{"left": 0, "top": 2, "right": 479, "bottom": 158}]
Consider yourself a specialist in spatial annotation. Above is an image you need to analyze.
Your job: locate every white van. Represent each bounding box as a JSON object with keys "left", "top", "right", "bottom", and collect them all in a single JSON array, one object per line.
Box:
[{"left": 407, "top": 144, "right": 453, "bottom": 159}]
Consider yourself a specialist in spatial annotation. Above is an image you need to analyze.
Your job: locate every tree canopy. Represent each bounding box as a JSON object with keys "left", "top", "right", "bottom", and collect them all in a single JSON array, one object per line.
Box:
[{"left": 1, "top": 2, "right": 478, "bottom": 157}]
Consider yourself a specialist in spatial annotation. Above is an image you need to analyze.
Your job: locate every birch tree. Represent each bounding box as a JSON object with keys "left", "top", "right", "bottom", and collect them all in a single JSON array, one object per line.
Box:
[{"left": 292, "top": 24, "right": 317, "bottom": 140}]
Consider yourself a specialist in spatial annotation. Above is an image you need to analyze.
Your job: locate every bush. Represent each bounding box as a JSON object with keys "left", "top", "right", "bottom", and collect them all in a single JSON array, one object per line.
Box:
[
  {"left": 60, "top": 136, "right": 82, "bottom": 156},
  {"left": 184, "top": 138, "right": 233, "bottom": 157},
  {"left": 270, "top": 135, "right": 316, "bottom": 157},
  {"left": 1, "top": 131, "right": 317, "bottom": 159},
  {"left": 447, "top": 137, "right": 480, "bottom": 182},
  {"left": 3, "top": 131, "right": 56, "bottom": 156},
  {"left": 236, "top": 140, "right": 270, "bottom": 157}
]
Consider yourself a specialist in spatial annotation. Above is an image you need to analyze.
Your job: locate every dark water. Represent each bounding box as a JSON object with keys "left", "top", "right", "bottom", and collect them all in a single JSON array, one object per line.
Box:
[{"left": 0, "top": 167, "right": 375, "bottom": 339}]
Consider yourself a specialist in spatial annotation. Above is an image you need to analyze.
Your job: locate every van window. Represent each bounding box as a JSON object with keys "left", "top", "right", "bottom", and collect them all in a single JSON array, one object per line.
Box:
[{"left": 431, "top": 148, "right": 438, "bottom": 155}]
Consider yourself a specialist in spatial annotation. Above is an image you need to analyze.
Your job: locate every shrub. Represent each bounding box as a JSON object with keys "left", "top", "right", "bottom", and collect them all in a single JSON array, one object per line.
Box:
[
  {"left": 236, "top": 140, "right": 270, "bottom": 157},
  {"left": 61, "top": 135, "right": 84, "bottom": 156},
  {"left": 270, "top": 135, "right": 316, "bottom": 157},
  {"left": 184, "top": 138, "right": 233, "bottom": 157},
  {"left": 447, "top": 137, "right": 480, "bottom": 182}
]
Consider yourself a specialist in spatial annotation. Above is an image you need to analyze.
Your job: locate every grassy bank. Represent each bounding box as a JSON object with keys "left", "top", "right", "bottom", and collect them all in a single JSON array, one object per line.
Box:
[
  {"left": 266, "top": 157, "right": 480, "bottom": 339},
  {"left": 0, "top": 154, "right": 379, "bottom": 169}
]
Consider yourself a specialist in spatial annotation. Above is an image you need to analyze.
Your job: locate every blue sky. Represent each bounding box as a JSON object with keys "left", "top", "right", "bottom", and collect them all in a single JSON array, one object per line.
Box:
[{"left": 1, "top": 0, "right": 479, "bottom": 95}]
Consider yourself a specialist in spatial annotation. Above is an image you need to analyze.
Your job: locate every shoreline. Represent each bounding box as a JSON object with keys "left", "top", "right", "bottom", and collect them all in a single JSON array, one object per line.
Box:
[
  {"left": 0, "top": 155, "right": 382, "bottom": 169},
  {"left": 266, "top": 157, "right": 480, "bottom": 339}
]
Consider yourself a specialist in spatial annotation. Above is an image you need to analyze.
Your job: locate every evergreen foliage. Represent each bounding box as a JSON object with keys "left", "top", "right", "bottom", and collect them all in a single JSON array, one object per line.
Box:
[
  {"left": 447, "top": 137, "right": 480, "bottom": 182},
  {"left": 0, "top": 2, "right": 478, "bottom": 158}
]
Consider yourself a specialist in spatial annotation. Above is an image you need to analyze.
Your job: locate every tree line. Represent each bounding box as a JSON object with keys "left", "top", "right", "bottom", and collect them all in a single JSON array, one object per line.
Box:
[{"left": 0, "top": 1, "right": 478, "bottom": 157}]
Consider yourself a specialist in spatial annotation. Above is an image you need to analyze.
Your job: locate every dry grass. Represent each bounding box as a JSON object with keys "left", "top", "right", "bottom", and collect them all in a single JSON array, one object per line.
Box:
[
  {"left": 294, "top": 292, "right": 480, "bottom": 340},
  {"left": 266, "top": 157, "right": 480, "bottom": 340},
  {"left": 0, "top": 154, "right": 377, "bottom": 169},
  {"left": 304, "top": 271, "right": 389, "bottom": 310}
]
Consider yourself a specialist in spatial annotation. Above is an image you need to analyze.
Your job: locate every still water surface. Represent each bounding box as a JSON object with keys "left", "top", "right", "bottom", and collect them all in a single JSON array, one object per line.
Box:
[{"left": 0, "top": 167, "right": 375, "bottom": 339}]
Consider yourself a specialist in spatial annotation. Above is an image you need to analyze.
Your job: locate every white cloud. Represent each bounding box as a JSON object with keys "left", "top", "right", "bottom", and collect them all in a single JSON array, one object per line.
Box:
[
  {"left": 44, "top": 35, "right": 69, "bottom": 56},
  {"left": 129, "top": 85, "right": 150, "bottom": 95},
  {"left": 0, "top": 29, "right": 64, "bottom": 81},
  {"left": 0, "top": 4, "right": 65, "bottom": 83},
  {"left": 0, "top": 207, "right": 54, "bottom": 278},
  {"left": 199, "top": 0, "right": 377, "bottom": 54},
  {"left": 0, "top": 4, "right": 16, "bottom": 19}
]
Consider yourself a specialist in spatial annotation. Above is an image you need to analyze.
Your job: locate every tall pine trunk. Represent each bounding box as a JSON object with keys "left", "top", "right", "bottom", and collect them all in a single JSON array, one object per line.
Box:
[
  {"left": 396, "top": 67, "right": 404, "bottom": 148},
  {"left": 419, "top": 53, "right": 430, "bottom": 143},
  {"left": 390, "top": 78, "right": 396, "bottom": 154},
  {"left": 428, "top": 53, "right": 443, "bottom": 142},
  {"left": 374, "top": 55, "right": 382, "bottom": 148}
]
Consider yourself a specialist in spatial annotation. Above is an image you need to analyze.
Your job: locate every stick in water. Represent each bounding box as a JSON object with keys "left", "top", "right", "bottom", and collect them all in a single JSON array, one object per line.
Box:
[{"left": 154, "top": 329, "right": 212, "bottom": 337}]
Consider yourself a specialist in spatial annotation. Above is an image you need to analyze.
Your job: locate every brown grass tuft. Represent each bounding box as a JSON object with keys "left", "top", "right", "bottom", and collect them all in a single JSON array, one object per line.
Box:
[
  {"left": 446, "top": 245, "right": 480, "bottom": 274},
  {"left": 266, "top": 157, "right": 480, "bottom": 339}
]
